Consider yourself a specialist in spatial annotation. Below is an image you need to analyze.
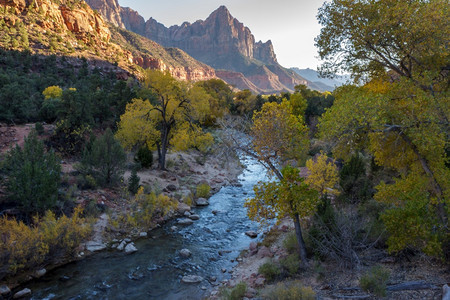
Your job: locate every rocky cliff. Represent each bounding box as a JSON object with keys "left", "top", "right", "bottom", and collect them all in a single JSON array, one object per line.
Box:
[
  {"left": 0, "top": 0, "right": 216, "bottom": 82},
  {"left": 86, "top": 1, "right": 308, "bottom": 93}
]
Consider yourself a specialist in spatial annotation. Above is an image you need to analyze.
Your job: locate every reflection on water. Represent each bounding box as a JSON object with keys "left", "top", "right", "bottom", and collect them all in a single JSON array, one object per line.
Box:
[{"left": 27, "top": 157, "right": 269, "bottom": 300}]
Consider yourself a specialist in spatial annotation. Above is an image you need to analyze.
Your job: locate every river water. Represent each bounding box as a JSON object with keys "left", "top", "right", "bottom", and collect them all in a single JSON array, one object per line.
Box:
[{"left": 27, "top": 157, "right": 269, "bottom": 300}]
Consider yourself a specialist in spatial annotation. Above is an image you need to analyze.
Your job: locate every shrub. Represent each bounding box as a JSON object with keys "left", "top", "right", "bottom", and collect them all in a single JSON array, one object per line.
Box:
[
  {"left": 280, "top": 254, "right": 301, "bottom": 276},
  {"left": 2, "top": 130, "right": 61, "bottom": 214},
  {"left": 339, "top": 154, "right": 373, "bottom": 203},
  {"left": 221, "top": 281, "right": 247, "bottom": 300},
  {"left": 78, "top": 128, "right": 126, "bottom": 187},
  {"left": 258, "top": 261, "right": 281, "bottom": 282},
  {"left": 128, "top": 167, "right": 140, "bottom": 194},
  {"left": 261, "top": 281, "right": 316, "bottom": 300},
  {"left": 35, "top": 122, "right": 44, "bottom": 135},
  {"left": 196, "top": 183, "right": 211, "bottom": 198},
  {"left": 0, "top": 207, "right": 91, "bottom": 280},
  {"left": 134, "top": 145, "right": 153, "bottom": 168},
  {"left": 360, "top": 265, "right": 390, "bottom": 297},
  {"left": 283, "top": 232, "right": 300, "bottom": 255}
]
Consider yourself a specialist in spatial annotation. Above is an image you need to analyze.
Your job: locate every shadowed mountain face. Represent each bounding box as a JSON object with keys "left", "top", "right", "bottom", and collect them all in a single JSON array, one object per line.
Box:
[{"left": 85, "top": 1, "right": 309, "bottom": 93}]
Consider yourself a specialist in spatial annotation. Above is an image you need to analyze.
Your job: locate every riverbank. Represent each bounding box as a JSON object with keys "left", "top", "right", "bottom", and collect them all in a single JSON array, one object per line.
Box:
[{"left": 0, "top": 145, "right": 245, "bottom": 298}]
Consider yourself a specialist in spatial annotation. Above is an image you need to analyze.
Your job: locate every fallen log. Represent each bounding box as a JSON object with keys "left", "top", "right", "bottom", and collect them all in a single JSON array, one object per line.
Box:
[{"left": 386, "top": 281, "right": 439, "bottom": 292}]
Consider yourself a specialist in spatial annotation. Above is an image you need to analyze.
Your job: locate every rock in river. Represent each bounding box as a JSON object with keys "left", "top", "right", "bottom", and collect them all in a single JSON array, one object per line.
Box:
[
  {"left": 245, "top": 231, "right": 258, "bottom": 238},
  {"left": 195, "top": 198, "right": 209, "bottom": 206},
  {"left": 178, "top": 218, "right": 194, "bottom": 225},
  {"left": 181, "top": 275, "right": 203, "bottom": 284},
  {"left": 180, "top": 248, "right": 192, "bottom": 258},
  {"left": 13, "top": 288, "right": 31, "bottom": 299},
  {"left": 125, "top": 243, "right": 138, "bottom": 254}
]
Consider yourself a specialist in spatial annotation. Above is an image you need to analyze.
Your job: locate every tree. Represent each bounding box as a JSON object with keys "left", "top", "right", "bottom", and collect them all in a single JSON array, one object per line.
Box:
[
  {"left": 316, "top": 0, "right": 449, "bottom": 255},
  {"left": 116, "top": 70, "right": 213, "bottom": 169},
  {"left": 2, "top": 130, "right": 61, "bottom": 214},
  {"left": 243, "top": 100, "right": 313, "bottom": 265},
  {"left": 305, "top": 152, "right": 340, "bottom": 197},
  {"left": 246, "top": 166, "right": 319, "bottom": 266},
  {"left": 79, "top": 128, "right": 126, "bottom": 187}
]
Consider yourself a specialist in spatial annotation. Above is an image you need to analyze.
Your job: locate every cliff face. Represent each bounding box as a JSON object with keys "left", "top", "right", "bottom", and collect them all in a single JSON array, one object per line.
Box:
[
  {"left": 85, "top": 0, "right": 308, "bottom": 93},
  {"left": 0, "top": 0, "right": 216, "bottom": 83}
]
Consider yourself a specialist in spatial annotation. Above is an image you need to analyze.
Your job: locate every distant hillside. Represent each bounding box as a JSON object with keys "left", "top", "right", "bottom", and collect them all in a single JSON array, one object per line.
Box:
[
  {"left": 86, "top": 1, "right": 310, "bottom": 94},
  {"left": 291, "top": 68, "right": 350, "bottom": 91}
]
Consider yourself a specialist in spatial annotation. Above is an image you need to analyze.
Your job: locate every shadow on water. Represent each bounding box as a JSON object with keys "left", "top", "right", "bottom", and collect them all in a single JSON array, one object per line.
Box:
[{"left": 27, "top": 157, "right": 270, "bottom": 300}]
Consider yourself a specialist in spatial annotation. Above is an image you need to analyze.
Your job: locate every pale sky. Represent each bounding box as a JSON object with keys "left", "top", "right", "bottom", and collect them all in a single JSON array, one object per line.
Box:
[{"left": 118, "top": 0, "right": 326, "bottom": 69}]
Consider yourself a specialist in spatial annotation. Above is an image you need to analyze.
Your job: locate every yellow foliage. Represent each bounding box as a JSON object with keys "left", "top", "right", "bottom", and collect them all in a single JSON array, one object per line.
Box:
[
  {"left": 42, "top": 85, "right": 63, "bottom": 100},
  {"left": 305, "top": 152, "right": 340, "bottom": 196},
  {"left": 0, "top": 207, "right": 92, "bottom": 278}
]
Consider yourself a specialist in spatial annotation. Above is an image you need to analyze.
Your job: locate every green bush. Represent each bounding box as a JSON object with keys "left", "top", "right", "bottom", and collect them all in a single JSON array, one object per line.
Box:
[
  {"left": 128, "top": 167, "right": 140, "bottom": 194},
  {"left": 78, "top": 128, "right": 126, "bottom": 187},
  {"left": 280, "top": 254, "right": 300, "bottom": 276},
  {"left": 283, "top": 232, "right": 300, "bottom": 255},
  {"left": 35, "top": 122, "right": 44, "bottom": 135},
  {"left": 261, "top": 281, "right": 316, "bottom": 300},
  {"left": 221, "top": 281, "right": 247, "bottom": 300},
  {"left": 258, "top": 261, "right": 281, "bottom": 282},
  {"left": 134, "top": 145, "right": 153, "bottom": 168},
  {"left": 196, "top": 183, "right": 211, "bottom": 198},
  {"left": 339, "top": 154, "right": 373, "bottom": 203},
  {"left": 2, "top": 130, "right": 61, "bottom": 214},
  {"left": 360, "top": 265, "right": 390, "bottom": 297}
]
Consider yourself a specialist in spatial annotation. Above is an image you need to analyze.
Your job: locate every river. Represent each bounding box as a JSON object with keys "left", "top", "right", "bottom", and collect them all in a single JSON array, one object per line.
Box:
[{"left": 26, "top": 156, "right": 269, "bottom": 300}]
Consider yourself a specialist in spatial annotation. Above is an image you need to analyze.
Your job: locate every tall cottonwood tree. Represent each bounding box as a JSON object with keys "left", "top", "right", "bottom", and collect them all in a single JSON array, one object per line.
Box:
[
  {"left": 316, "top": 0, "right": 449, "bottom": 255},
  {"left": 243, "top": 100, "right": 315, "bottom": 265},
  {"left": 116, "top": 70, "right": 213, "bottom": 169}
]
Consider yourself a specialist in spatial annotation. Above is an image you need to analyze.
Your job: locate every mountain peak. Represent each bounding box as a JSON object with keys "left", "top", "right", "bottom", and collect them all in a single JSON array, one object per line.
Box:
[{"left": 209, "top": 5, "right": 232, "bottom": 19}]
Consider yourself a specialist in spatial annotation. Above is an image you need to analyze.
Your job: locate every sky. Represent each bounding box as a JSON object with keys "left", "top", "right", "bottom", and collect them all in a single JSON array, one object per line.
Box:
[{"left": 118, "top": 0, "right": 326, "bottom": 69}]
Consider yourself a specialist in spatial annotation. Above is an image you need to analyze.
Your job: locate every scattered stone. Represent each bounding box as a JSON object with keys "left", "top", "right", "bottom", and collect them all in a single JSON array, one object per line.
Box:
[
  {"left": 117, "top": 240, "right": 127, "bottom": 251},
  {"left": 124, "top": 238, "right": 131, "bottom": 243},
  {"left": 59, "top": 275, "right": 70, "bottom": 282},
  {"left": 125, "top": 243, "right": 138, "bottom": 254},
  {"left": 34, "top": 268, "right": 46, "bottom": 278},
  {"left": 443, "top": 284, "right": 450, "bottom": 300},
  {"left": 13, "top": 288, "right": 31, "bottom": 299},
  {"left": 236, "top": 258, "right": 243, "bottom": 262},
  {"left": 178, "top": 218, "right": 194, "bottom": 225},
  {"left": 195, "top": 198, "right": 209, "bottom": 206},
  {"left": 189, "top": 214, "right": 200, "bottom": 220},
  {"left": 79, "top": 252, "right": 85, "bottom": 256},
  {"left": 180, "top": 249, "right": 192, "bottom": 258},
  {"left": 85, "top": 241, "right": 107, "bottom": 252},
  {"left": 166, "top": 184, "right": 177, "bottom": 192},
  {"left": 257, "top": 246, "right": 273, "bottom": 258},
  {"left": 201, "top": 286, "right": 207, "bottom": 290},
  {"left": 0, "top": 285, "right": 11, "bottom": 296},
  {"left": 210, "top": 276, "right": 217, "bottom": 282},
  {"left": 221, "top": 268, "right": 227, "bottom": 273},
  {"left": 212, "top": 210, "right": 219, "bottom": 215},
  {"left": 170, "top": 226, "right": 178, "bottom": 232},
  {"left": 177, "top": 203, "right": 191, "bottom": 215},
  {"left": 249, "top": 242, "right": 258, "bottom": 251},
  {"left": 184, "top": 211, "right": 191, "bottom": 217},
  {"left": 139, "top": 232, "right": 148, "bottom": 238},
  {"left": 245, "top": 231, "right": 258, "bottom": 238},
  {"left": 181, "top": 275, "right": 203, "bottom": 284},
  {"left": 254, "top": 277, "right": 265, "bottom": 287}
]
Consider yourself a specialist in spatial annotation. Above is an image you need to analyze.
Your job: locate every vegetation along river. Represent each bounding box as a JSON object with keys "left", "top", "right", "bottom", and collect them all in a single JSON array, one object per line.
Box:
[{"left": 26, "top": 157, "right": 269, "bottom": 299}]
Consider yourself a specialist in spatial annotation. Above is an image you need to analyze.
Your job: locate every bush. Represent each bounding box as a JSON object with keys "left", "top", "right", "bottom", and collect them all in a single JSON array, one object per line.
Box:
[
  {"left": 78, "top": 128, "right": 126, "bottom": 187},
  {"left": 360, "top": 265, "right": 390, "bottom": 297},
  {"left": 258, "top": 261, "right": 281, "bottom": 282},
  {"left": 221, "top": 281, "right": 247, "bottom": 300},
  {"left": 0, "top": 207, "right": 91, "bottom": 280},
  {"left": 2, "top": 130, "right": 61, "bottom": 214},
  {"left": 35, "top": 122, "right": 44, "bottom": 135},
  {"left": 283, "top": 232, "right": 300, "bottom": 255},
  {"left": 128, "top": 167, "right": 140, "bottom": 194},
  {"left": 134, "top": 145, "right": 153, "bottom": 168},
  {"left": 261, "top": 281, "right": 316, "bottom": 300},
  {"left": 280, "top": 254, "right": 301, "bottom": 276},
  {"left": 196, "top": 183, "right": 211, "bottom": 198},
  {"left": 339, "top": 154, "right": 373, "bottom": 203}
]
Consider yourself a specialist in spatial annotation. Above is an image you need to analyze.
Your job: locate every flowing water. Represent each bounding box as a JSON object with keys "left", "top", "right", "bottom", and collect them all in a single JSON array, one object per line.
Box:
[{"left": 26, "top": 157, "right": 269, "bottom": 300}]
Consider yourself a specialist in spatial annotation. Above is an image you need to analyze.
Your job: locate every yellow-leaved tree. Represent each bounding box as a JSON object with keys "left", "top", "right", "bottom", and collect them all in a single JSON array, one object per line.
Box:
[
  {"left": 116, "top": 70, "right": 213, "bottom": 169},
  {"left": 244, "top": 99, "right": 317, "bottom": 266},
  {"left": 305, "top": 152, "right": 340, "bottom": 197},
  {"left": 316, "top": 0, "right": 449, "bottom": 255}
]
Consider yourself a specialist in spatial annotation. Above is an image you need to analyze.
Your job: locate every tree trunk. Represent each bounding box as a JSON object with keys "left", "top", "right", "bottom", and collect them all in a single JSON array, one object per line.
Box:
[
  {"left": 293, "top": 213, "right": 309, "bottom": 267},
  {"left": 159, "top": 125, "right": 169, "bottom": 170}
]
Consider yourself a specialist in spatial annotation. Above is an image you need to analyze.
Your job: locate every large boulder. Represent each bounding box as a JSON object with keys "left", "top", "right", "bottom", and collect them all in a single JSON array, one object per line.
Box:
[
  {"left": 85, "top": 241, "right": 107, "bottom": 252},
  {"left": 124, "top": 242, "right": 138, "bottom": 254},
  {"left": 178, "top": 218, "right": 194, "bottom": 225}
]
